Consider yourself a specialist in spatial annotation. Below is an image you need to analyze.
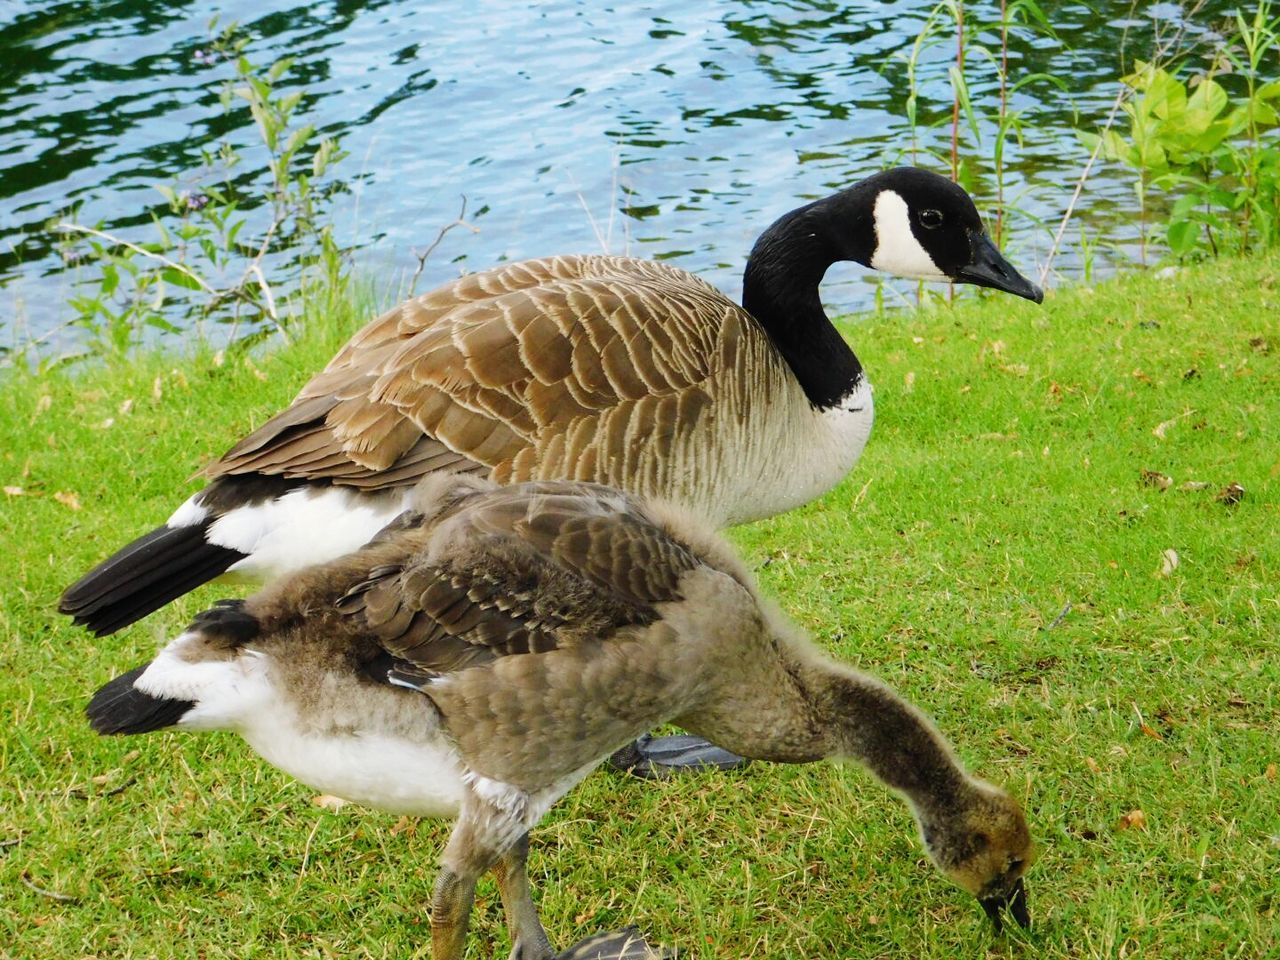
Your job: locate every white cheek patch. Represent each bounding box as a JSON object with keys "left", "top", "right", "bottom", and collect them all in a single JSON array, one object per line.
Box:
[{"left": 869, "top": 190, "right": 947, "bottom": 280}]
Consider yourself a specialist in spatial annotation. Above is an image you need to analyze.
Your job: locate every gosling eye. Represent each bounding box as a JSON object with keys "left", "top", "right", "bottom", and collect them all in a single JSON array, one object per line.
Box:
[
  {"left": 918, "top": 208, "right": 944, "bottom": 229},
  {"left": 1008, "top": 857, "right": 1024, "bottom": 874}
]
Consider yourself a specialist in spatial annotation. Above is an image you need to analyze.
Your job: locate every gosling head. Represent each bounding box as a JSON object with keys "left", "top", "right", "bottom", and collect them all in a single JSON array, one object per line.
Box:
[{"left": 918, "top": 779, "right": 1034, "bottom": 933}]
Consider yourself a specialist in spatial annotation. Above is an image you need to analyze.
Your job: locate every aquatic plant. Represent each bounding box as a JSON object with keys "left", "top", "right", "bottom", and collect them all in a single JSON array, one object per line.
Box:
[
  {"left": 1083, "top": 0, "right": 1280, "bottom": 262},
  {"left": 51, "top": 21, "right": 350, "bottom": 364}
]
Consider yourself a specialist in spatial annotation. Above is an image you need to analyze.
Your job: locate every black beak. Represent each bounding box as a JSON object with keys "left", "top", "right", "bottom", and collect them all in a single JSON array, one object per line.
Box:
[
  {"left": 954, "top": 231, "right": 1043, "bottom": 304},
  {"left": 979, "top": 876, "right": 1030, "bottom": 933}
]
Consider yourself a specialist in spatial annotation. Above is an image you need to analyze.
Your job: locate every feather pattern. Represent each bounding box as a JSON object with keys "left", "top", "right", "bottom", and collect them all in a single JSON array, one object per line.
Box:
[{"left": 203, "top": 256, "right": 834, "bottom": 526}]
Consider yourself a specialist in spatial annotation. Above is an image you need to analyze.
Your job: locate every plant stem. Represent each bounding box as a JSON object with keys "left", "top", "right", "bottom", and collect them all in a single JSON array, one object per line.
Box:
[
  {"left": 996, "top": 0, "right": 1008, "bottom": 247},
  {"left": 1040, "top": 85, "right": 1127, "bottom": 288},
  {"left": 950, "top": 0, "right": 964, "bottom": 304},
  {"left": 951, "top": 0, "right": 964, "bottom": 184},
  {"left": 55, "top": 223, "right": 216, "bottom": 295}
]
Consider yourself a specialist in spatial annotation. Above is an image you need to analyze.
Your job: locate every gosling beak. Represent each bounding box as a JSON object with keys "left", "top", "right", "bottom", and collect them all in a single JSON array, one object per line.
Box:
[
  {"left": 979, "top": 876, "right": 1030, "bottom": 933},
  {"left": 954, "top": 231, "right": 1043, "bottom": 304}
]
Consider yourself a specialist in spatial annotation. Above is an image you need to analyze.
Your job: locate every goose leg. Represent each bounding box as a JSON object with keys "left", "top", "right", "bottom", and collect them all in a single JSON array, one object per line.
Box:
[
  {"left": 493, "top": 832, "right": 554, "bottom": 960},
  {"left": 431, "top": 807, "right": 511, "bottom": 960},
  {"left": 608, "top": 731, "right": 747, "bottom": 779},
  {"left": 430, "top": 865, "right": 478, "bottom": 960}
]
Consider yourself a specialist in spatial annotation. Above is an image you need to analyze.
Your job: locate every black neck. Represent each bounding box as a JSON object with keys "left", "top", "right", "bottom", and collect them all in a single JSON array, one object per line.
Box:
[{"left": 741, "top": 193, "right": 871, "bottom": 410}]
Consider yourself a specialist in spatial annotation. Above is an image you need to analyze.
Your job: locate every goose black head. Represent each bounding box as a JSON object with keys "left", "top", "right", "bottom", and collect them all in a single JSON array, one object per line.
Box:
[
  {"left": 850, "top": 167, "right": 1043, "bottom": 303},
  {"left": 918, "top": 779, "right": 1034, "bottom": 934}
]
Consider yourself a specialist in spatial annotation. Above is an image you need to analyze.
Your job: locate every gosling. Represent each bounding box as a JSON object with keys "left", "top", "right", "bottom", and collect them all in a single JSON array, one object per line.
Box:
[{"left": 87, "top": 475, "right": 1033, "bottom": 959}]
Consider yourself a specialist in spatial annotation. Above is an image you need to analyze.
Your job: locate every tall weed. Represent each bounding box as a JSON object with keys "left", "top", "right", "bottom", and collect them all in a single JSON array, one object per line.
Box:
[{"left": 49, "top": 20, "right": 350, "bottom": 366}]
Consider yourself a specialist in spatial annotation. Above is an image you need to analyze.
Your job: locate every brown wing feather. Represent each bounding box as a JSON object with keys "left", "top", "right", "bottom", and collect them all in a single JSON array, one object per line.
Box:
[
  {"left": 334, "top": 482, "right": 701, "bottom": 680},
  {"left": 203, "top": 256, "right": 743, "bottom": 494},
  {"left": 453, "top": 484, "right": 702, "bottom": 607}
]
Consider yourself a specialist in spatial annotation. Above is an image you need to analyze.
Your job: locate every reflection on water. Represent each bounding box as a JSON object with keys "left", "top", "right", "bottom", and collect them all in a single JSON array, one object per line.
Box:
[{"left": 0, "top": 0, "right": 1237, "bottom": 353}]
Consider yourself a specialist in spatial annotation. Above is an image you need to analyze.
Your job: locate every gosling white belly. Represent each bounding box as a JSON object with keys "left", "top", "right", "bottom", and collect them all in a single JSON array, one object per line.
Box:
[
  {"left": 141, "top": 640, "right": 469, "bottom": 819},
  {"left": 241, "top": 722, "right": 468, "bottom": 818}
]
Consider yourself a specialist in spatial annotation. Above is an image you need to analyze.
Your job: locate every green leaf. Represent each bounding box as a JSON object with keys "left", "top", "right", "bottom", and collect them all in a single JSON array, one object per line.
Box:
[
  {"left": 1148, "top": 67, "right": 1187, "bottom": 119},
  {"left": 100, "top": 263, "right": 119, "bottom": 296},
  {"left": 1167, "top": 219, "right": 1199, "bottom": 256},
  {"left": 1008, "top": 0, "right": 1056, "bottom": 36},
  {"left": 1245, "top": 99, "right": 1279, "bottom": 127},
  {"left": 313, "top": 139, "right": 333, "bottom": 176},
  {"left": 1100, "top": 129, "right": 1138, "bottom": 167},
  {"left": 160, "top": 267, "right": 203, "bottom": 290},
  {"left": 1009, "top": 71, "right": 1071, "bottom": 95},
  {"left": 948, "top": 65, "right": 982, "bottom": 147},
  {"left": 1192, "top": 77, "right": 1229, "bottom": 115},
  {"left": 284, "top": 124, "right": 316, "bottom": 157},
  {"left": 1170, "top": 192, "right": 1201, "bottom": 218},
  {"left": 267, "top": 57, "right": 295, "bottom": 82},
  {"left": 1076, "top": 130, "right": 1101, "bottom": 152},
  {"left": 144, "top": 314, "right": 182, "bottom": 334},
  {"left": 248, "top": 102, "right": 276, "bottom": 150}
]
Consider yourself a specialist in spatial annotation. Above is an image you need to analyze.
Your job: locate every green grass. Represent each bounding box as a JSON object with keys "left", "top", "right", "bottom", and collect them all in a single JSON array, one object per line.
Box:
[{"left": 2, "top": 259, "right": 1278, "bottom": 959}]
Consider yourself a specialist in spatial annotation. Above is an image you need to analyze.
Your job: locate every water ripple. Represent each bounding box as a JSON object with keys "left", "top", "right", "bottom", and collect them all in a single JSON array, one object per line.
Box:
[{"left": 0, "top": 0, "right": 1236, "bottom": 351}]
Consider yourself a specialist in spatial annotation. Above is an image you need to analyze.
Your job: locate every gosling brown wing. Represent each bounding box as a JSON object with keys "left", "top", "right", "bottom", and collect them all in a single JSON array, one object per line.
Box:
[{"left": 338, "top": 483, "right": 700, "bottom": 674}]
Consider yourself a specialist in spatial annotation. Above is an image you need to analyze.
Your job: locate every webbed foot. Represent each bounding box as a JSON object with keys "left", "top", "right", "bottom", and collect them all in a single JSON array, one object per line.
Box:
[
  {"left": 608, "top": 733, "right": 747, "bottom": 780},
  {"left": 555, "top": 926, "right": 675, "bottom": 959}
]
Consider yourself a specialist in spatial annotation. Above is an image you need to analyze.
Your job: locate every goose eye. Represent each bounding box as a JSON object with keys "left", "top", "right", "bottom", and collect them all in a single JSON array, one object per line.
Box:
[{"left": 919, "top": 208, "right": 944, "bottom": 229}]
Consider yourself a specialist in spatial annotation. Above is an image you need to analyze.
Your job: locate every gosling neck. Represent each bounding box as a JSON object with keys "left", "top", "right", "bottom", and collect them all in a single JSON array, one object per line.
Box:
[
  {"left": 741, "top": 193, "right": 868, "bottom": 411},
  {"left": 801, "top": 658, "right": 975, "bottom": 822}
]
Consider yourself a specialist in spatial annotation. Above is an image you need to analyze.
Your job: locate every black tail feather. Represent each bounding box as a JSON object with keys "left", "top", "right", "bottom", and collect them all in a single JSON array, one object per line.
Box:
[
  {"left": 188, "top": 599, "right": 260, "bottom": 646},
  {"left": 60, "top": 521, "right": 245, "bottom": 637},
  {"left": 86, "top": 664, "right": 194, "bottom": 735}
]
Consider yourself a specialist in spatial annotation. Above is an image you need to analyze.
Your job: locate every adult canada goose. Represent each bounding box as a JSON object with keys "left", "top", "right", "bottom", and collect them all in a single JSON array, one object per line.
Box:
[
  {"left": 64, "top": 166, "right": 1042, "bottom": 772},
  {"left": 88, "top": 475, "right": 1035, "bottom": 959}
]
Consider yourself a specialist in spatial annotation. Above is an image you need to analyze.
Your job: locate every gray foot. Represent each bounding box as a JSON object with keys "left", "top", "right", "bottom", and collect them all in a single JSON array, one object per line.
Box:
[
  {"left": 510, "top": 939, "right": 555, "bottom": 960},
  {"left": 608, "top": 733, "right": 748, "bottom": 780},
  {"left": 555, "top": 927, "right": 676, "bottom": 959}
]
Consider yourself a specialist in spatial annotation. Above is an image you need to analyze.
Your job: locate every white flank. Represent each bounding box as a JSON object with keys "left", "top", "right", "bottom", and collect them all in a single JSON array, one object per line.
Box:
[
  {"left": 869, "top": 190, "right": 946, "bottom": 280},
  {"left": 243, "top": 723, "right": 467, "bottom": 819},
  {"left": 138, "top": 631, "right": 467, "bottom": 818},
  {"left": 166, "top": 495, "right": 209, "bottom": 528},
  {"left": 209, "top": 486, "right": 411, "bottom": 580}
]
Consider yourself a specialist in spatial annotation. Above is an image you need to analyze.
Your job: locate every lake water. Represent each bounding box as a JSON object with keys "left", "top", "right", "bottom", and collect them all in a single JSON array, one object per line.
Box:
[{"left": 0, "top": 1, "right": 1238, "bottom": 357}]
